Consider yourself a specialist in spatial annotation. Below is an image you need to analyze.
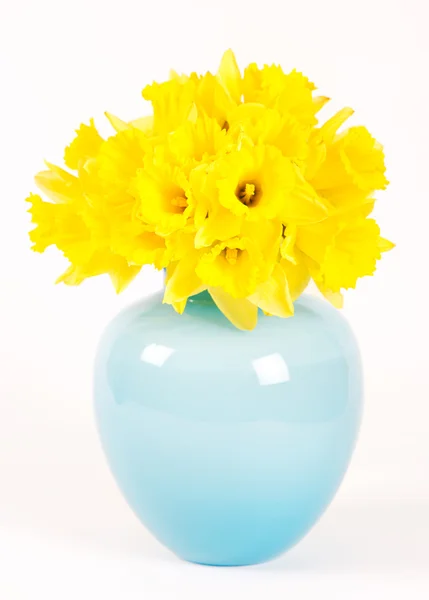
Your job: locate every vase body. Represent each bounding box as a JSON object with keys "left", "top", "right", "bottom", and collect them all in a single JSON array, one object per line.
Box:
[{"left": 94, "top": 291, "right": 362, "bottom": 566}]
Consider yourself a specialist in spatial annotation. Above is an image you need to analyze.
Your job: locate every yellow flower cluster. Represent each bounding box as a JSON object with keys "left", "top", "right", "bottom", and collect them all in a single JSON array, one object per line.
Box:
[{"left": 27, "top": 50, "right": 393, "bottom": 330}]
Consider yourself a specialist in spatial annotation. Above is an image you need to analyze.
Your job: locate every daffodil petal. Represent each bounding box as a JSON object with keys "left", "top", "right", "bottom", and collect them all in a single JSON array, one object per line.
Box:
[
  {"left": 35, "top": 161, "right": 83, "bottom": 204},
  {"left": 109, "top": 264, "right": 141, "bottom": 293},
  {"left": 280, "top": 224, "right": 298, "bottom": 263},
  {"left": 282, "top": 167, "right": 329, "bottom": 224},
  {"left": 164, "top": 258, "right": 205, "bottom": 304},
  {"left": 187, "top": 103, "right": 198, "bottom": 124},
  {"left": 64, "top": 119, "right": 103, "bottom": 170},
  {"left": 280, "top": 257, "right": 310, "bottom": 301},
  {"left": 319, "top": 107, "right": 354, "bottom": 144},
  {"left": 217, "top": 49, "right": 241, "bottom": 104},
  {"left": 130, "top": 115, "right": 154, "bottom": 133},
  {"left": 209, "top": 287, "right": 258, "bottom": 330},
  {"left": 313, "top": 96, "right": 330, "bottom": 112},
  {"left": 379, "top": 237, "right": 395, "bottom": 252},
  {"left": 195, "top": 209, "right": 242, "bottom": 248},
  {"left": 321, "top": 287, "right": 344, "bottom": 308},
  {"left": 249, "top": 264, "right": 294, "bottom": 318},
  {"left": 172, "top": 299, "right": 187, "bottom": 314},
  {"left": 105, "top": 112, "right": 131, "bottom": 132}
]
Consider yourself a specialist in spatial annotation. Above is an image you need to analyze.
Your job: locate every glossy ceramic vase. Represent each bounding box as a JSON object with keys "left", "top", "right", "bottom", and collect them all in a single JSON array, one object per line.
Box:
[{"left": 94, "top": 290, "right": 362, "bottom": 566}]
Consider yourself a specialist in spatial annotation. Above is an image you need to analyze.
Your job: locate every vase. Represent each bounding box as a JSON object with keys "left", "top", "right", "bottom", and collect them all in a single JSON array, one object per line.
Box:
[{"left": 94, "top": 290, "right": 362, "bottom": 566}]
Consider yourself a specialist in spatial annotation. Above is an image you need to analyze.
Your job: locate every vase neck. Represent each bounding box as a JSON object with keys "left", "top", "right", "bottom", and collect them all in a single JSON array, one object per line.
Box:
[{"left": 186, "top": 290, "right": 216, "bottom": 307}]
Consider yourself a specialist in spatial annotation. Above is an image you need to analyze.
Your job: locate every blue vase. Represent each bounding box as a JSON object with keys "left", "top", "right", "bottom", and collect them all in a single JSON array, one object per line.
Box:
[{"left": 94, "top": 290, "right": 362, "bottom": 566}]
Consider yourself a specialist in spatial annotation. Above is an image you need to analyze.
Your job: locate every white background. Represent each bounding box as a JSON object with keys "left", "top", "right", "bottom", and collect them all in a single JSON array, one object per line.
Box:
[{"left": 1, "top": 0, "right": 428, "bottom": 597}]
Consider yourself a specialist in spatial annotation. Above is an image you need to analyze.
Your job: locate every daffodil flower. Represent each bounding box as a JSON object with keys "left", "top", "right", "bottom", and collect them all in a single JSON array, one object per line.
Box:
[{"left": 27, "top": 49, "right": 393, "bottom": 329}]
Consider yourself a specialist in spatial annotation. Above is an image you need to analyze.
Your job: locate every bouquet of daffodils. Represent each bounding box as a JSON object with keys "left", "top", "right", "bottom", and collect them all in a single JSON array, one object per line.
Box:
[{"left": 27, "top": 50, "right": 392, "bottom": 330}]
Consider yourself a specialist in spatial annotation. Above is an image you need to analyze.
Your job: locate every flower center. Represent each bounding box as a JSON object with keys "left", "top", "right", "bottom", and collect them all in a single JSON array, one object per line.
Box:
[
  {"left": 170, "top": 195, "right": 188, "bottom": 211},
  {"left": 236, "top": 181, "right": 260, "bottom": 206},
  {"left": 225, "top": 248, "right": 239, "bottom": 265}
]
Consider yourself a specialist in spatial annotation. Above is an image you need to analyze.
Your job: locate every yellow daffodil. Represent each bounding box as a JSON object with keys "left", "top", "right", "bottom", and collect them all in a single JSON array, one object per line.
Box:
[
  {"left": 212, "top": 141, "right": 294, "bottom": 220},
  {"left": 132, "top": 153, "right": 193, "bottom": 237},
  {"left": 142, "top": 78, "right": 196, "bottom": 136},
  {"left": 192, "top": 137, "right": 326, "bottom": 248},
  {"left": 27, "top": 192, "right": 91, "bottom": 260},
  {"left": 296, "top": 215, "right": 394, "bottom": 305},
  {"left": 307, "top": 108, "right": 388, "bottom": 212},
  {"left": 227, "top": 103, "right": 310, "bottom": 162},
  {"left": 195, "top": 220, "right": 281, "bottom": 299},
  {"left": 242, "top": 64, "right": 319, "bottom": 129},
  {"left": 311, "top": 126, "right": 388, "bottom": 199},
  {"left": 168, "top": 114, "right": 230, "bottom": 164},
  {"left": 315, "top": 218, "right": 393, "bottom": 292},
  {"left": 27, "top": 49, "right": 393, "bottom": 329},
  {"left": 27, "top": 193, "right": 141, "bottom": 292},
  {"left": 96, "top": 128, "right": 153, "bottom": 191},
  {"left": 64, "top": 119, "right": 104, "bottom": 170}
]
